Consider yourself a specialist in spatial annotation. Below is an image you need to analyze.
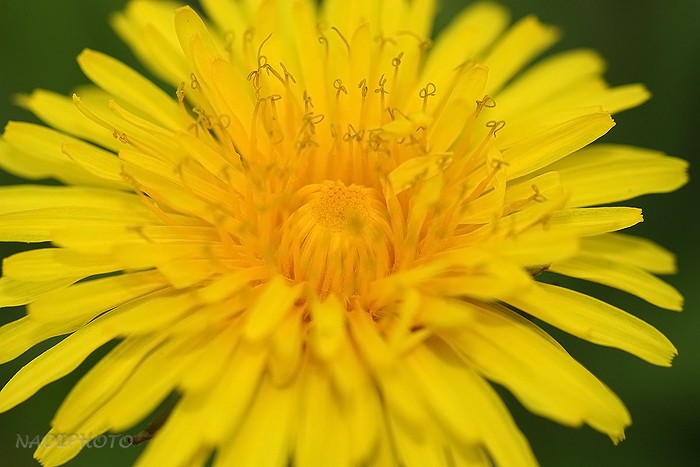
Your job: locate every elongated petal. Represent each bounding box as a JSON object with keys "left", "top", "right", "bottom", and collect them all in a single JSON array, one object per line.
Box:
[
  {"left": 506, "top": 283, "right": 677, "bottom": 366},
  {"left": 448, "top": 303, "right": 631, "bottom": 437},
  {"left": 581, "top": 233, "right": 677, "bottom": 274},
  {"left": 550, "top": 253, "right": 683, "bottom": 310},
  {"left": 78, "top": 49, "right": 184, "bottom": 130},
  {"left": 503, "top": 110, "right": 615, "bottom": 179},
  {"left": 552, "top": 145, "right": 689, "bottom": 206}
]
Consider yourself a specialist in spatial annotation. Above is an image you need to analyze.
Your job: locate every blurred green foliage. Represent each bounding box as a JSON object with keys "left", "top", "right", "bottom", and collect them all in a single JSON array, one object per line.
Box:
[{"left": 0, "top": 1, "right": 698, "bottom": 466}]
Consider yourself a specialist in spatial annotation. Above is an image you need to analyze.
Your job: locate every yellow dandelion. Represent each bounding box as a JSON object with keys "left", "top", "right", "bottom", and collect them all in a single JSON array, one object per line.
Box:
[{"left": 0, "top": 0, "right": 688, "bottom": 466}]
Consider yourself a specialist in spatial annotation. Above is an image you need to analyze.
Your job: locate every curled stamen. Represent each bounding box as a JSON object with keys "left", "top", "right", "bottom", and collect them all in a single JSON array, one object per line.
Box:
[
  {"left": 257, "top": 33, "right": 273, "bottom": 66},
  {"left": 476, "top": 95, "right": 496, "bottom": 117},
  {"left": 397, "top": 30, "right": 432, "bottom": 51},
  {"left": 389, "top": 108, "right": 409, "bottom": 121},
  {"left": 279, "top": 62, "right": 296, "bottom": 84},
  {"left": 112, "top": 130, "right": 131, "bottom": 144},
  {"left": 318, "top": 34, "right": 329, "bottom": 56},
  {"left": 217, "top": 114, "right": 232, "bottom": 130},
  {"left": 176, "top": 82, "right": 186, "bottom": 103},
  {"left": 243, "top": 28, "right": 255, "bottom": 44},
  {"left": 343, "top": 124, "right": 364, "bottom": 142},
  {"left": 531, "top": 184, "right": 547, "bottom": 202},
  {"left": 358, "top": 79, "right": 369, "bottom": 98},
  {"left": 375, "top": 74, "right": 388, "bottom": 95},
  {"left": 247, "top": 69, "right": 261, "bottom": 90},
  {"left": 490, "top": 158, "right": 509, "bottom": 169},
  {"left": 486, "top": 120, "right": 506, "bottom": 137},
  {"left": 333, "top": 79, "right": 348, "bottom": 97},
  {"left": 263, "top": 63, "right": 285, "bottom": 83},
  {"left": 367, "top": 129, "right": 388, "bottom": 153},
  {"left": 300, "top": 112, "right": 325, "bottom": 137},
  {"left": 224, "top": 30, "right": 234, "bottom": 53},
  {"left": 193, "top": 107, "right": 213, "bottom": 130},
  {"left": 436, "top": 154, "right": 454, "bottom": 170},
  {"left": 392, "top": 52, "right": 404, "bottom": 68},
  {"left": 331, "top": 27, "right": 350, "bottom": 52},
  {"left": 308, "top": 113, "right": 325, "bottom": 125},
  {"left": 374, "top": 34, "right": 397, "bottom": 46},
  {"left": 303, "top": 90, "right": 314, "bottom": 112},
  {"left": 190, "top": 73, "right": 200, "bottom": 90},
  {"left": 419, "top": 82, "right": 437, "bottom": 111}
]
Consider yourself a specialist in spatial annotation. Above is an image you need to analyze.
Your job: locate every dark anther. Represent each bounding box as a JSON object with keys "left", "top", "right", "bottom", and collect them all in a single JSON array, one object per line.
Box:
[
  {"left": 130, "top": 398, "right": 178, "bottom": 445},
  {"left": 486, "top": 120, "right": 506, "bottom": 136}
]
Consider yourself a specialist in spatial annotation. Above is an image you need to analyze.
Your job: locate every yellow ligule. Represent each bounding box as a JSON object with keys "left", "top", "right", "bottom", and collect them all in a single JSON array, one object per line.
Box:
[
  {"left": 550, "top": 252, "right": 683, "bottom": 311},
  {"left": 506, "top": 283, "right": 678, "bottom": 366}
]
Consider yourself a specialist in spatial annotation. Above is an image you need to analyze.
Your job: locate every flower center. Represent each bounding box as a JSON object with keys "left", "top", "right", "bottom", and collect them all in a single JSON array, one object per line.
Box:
[
  {"left": 311, "top": 182, "right": 372, "bottom": 233},
  {"left": 279, "top": 180, "right": 393, "bottom": 297}
]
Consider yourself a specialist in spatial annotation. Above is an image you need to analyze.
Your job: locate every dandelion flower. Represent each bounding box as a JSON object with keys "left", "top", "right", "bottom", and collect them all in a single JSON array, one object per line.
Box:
[{"left": 0, "top": 0, "right": 688, "bottom": 466}]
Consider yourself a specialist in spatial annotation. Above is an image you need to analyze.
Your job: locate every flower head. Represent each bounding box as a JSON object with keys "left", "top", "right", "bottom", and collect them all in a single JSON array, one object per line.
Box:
[{"left": 0, "top": 0, "right": 688, "bottom": 466}]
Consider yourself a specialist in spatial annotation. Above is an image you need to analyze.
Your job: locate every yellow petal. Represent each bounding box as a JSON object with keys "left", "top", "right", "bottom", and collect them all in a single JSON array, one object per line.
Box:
[
  {"left": 0, "top": 277, "right": 74, "bottom": 308},
  {"left": 199, "top": 0, "right": 248, "bottom": 38},
  {"left": 496, "top": 49, "right": 605, "bottom": 117},
  {"left": 103, "top": 333, "right": 208, "bottom": 432},
  {"left": 199, "top": 341, "right": 269, "bottom": 444},
  {"left": 77, "top": 49, "right": 183, "bottom": 130},
  {"left": 427, "top": 260, "right": 533, "bottom": 301},
  {"left": 551, "top": 144, "right": 689, "bottom": 206},
  {"left": 34, "top": 424, "right": 108, "bottom": 467},
  {"left": 214, "top": 377, "right": 298, "bottom": 467},
  {"left": 60, "top": 142, "right": 127, "bottom": 186},
  {"left": 0, "top": 323, "right": 115, "bottom": 414},
  {"left": 550, "top": 253, "right": 683, "bottom": 311},
  {"left": 95, "top": 289, "right": 200, "bottom": 336},
  {"left": 51, "top": 334, "right": 164, "bottom": 433},
  {"left": 546, "top": 207, "right": 643, "bottom": 236},
  {"left": 0, "top": 315, "right": 85, "bottom": 365},
  {"left": 428, "top": 64, "right": 489, "bottom": 152},
  {"left": 0, "top": 207, "right": 154, "bottom": 243},
  {"left": 310, "top": 294, "right": 346, "bottom": 360},
  {"left": 406, "top": 0, "right": 437, "bottom": 40},
  {"left": 388, "top": 411, "right": 451, "bottom": 467},
  {"left": 2, "top": 249, "right": 121, "bottom": 282},
  {"left": 243, "top": 276, "right": 303, "bottom": 342},
  {"left": 28, "top": 270, "right": 167, "bottom": 323},
  {"left": 406, "top": 345, "right": 537, "bottom": 466},
  {"left": 51, "top": 225, "right": 219, "bottom": 253},
  {"left": 0, "top": 289, "right": 197, "bottom": 413},
  {"left": 295, "top": 364, "right": 352, "bottom": 467},
  {"left": 581, "top": 233, "right": 677, "bottom": 274},
  {"left": 506, "top": 283, "right": 677, "bottom": 366},
  {"left": 502, "top": 110, "right": 615, "bottom": 179},
  {"left": 16, "top": 89, "right": 120, "bottom": 151},
  {"left": 387, "top": 153, "right": 450, "bottom": 194},
  {"left": 489, "top": 230, "right": 580, "bottom": 266},
  {"left": 134, "top": 402, "right": 206, "bottom": 467},
  {"left": 422, "top": 2, "right": 509, "bottom": 88},
  {"left": 484, "top": 15, "right": 560, "bottom": 94},
  {"left": 449, "top": 303, "right": 631, "bottom": 437},
  {"left": 1, "top": 123, "right": 121, "bottom": 187},
  {"left": 502, "top": 170, "right": 563, "bottom": 215},
  {"left": 268, "top": 310, "right": 305, "bottom": 386},
  {"left": 544, "top": 80, "right": 650, "bottom": 116},
  {"left": 111, "top": 0, "right": 189, "bottom": 86}
]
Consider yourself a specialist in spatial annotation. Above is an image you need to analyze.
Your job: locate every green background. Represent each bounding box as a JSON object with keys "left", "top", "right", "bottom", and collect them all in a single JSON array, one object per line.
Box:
[{"left": 0, "top": 0, "right": 698, "bottom": 465}]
